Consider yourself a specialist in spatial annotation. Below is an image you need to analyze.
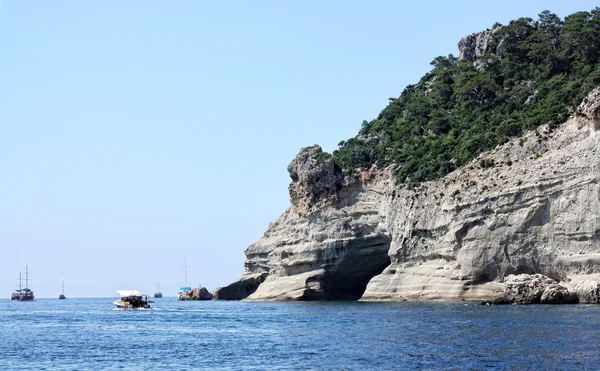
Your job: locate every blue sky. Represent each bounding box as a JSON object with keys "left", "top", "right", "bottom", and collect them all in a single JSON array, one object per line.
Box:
[{"left": 1, "top": 1, "right": 597, "bottom": 298}]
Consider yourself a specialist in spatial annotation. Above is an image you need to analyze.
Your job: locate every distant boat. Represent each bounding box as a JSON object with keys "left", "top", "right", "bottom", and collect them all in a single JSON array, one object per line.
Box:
[
  {"left": 11, "top": 266, "right": 34, "bottom": 301},
  {"left": 59, "top": 280, "right": 66, "bottom": 300},
  {"left": 154, "top": 282, "right": 163, "bottom": 298},
  {"left": 114, "top": 290, "right": 152, "bottom": 309},
  {"left": 177, "top": 258, "right": 191, "bottom": 300}
]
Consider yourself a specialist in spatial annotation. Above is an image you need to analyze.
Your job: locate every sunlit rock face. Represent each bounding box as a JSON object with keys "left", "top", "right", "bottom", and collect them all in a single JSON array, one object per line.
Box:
[
  {"left": 577, "top": 86, "right": 600, "bottom": 131},
  {"left": 220, "top": 87, "right": 600, "bottom": 301},
  {"left": 363, "top": 109, "right": 600, "bottom": 301},
  {"left": 287, "top": 145, "right": 344, "bottom": 216},
  {"left": 458, "top": 29, "right": 497, "bottom": 62},
  {"left": 244, "top": 158, "right": 393, "bottom": 301},
  {"left": 218, "top": 144, "right": 393, "bottom": 301}
]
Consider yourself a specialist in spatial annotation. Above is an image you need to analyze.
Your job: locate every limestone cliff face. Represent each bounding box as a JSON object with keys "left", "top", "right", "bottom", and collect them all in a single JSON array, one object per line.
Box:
[
  {"left": 215, "top": 146, "right": 392, "bottom": 300},
  {"left": 458, "top": 29, "right": 496, "bottom": 62},
  {"left": 215, "top": 89, "right": 600, "bottom": 301}
]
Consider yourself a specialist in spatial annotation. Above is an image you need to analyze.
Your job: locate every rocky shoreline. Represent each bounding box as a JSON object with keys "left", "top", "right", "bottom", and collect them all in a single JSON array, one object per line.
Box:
[{"left": 483, "top": 274, "right": 587, "bottom": 305}]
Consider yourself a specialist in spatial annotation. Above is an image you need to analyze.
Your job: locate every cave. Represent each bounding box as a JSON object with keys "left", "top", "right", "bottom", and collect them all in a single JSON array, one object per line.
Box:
[{"left": 323, "top": 238, "right": 391, "bottom": 300}]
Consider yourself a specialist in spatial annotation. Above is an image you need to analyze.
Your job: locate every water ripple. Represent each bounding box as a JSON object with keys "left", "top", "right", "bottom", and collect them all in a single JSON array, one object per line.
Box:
[{"left": 1, "top": 298, "right": 599, "bottom": 370}]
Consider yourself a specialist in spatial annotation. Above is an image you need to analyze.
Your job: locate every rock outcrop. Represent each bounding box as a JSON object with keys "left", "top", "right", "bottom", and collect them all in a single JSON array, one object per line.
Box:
[
  {"left": 577, "top": 86, "right": 600, "bottom": 130},
  {"left": 287, "top": 145, "right": 344, "bottom": 216},
  {"left": 573, "top": 279, "right": 600, "bottom": 304},
  {"left": 218, "top": 147, "right": 392, "bottom": 301},
  {"left": 219, "top": 87, "right": 600, "bottom": 302},
  {"left": 541, "top": 283, "right": 579, "bottom": 304},
  {"left": 458, "top": 29, "right": 496, "bottom": 62},
  {"left": 502, "top": 274, "right": 577, "bottom": 304},
  {"left": 504, "top": 274, "right": 556, "bottom": 304},
  {"left": 213, "top": 273, "right": 267, "bottom": 300},
  {"left": 178, "top": 286, "right": 213, "bottom": 300}
]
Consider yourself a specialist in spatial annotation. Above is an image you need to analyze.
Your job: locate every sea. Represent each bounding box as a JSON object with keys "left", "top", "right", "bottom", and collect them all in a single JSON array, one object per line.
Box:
[{"left": 0, "top": 297, "right": 599, "bottom": 370}]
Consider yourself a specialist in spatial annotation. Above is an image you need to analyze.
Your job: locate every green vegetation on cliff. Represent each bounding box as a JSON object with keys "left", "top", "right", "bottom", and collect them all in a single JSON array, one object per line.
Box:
[{"left": 333, "top": 9, "right": 600, "bottom": 185}]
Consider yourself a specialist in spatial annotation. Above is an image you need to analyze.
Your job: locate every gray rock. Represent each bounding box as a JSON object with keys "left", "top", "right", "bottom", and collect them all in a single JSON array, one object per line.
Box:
[
  {"left": 178, "top": 291, "right": 192, "bottom": 301},
  {"left": 287, "top": 145, "right": 343, "bottom": 216},
  {"left": 577, "top": 86, "right": 600, "bottom": 130},
  {"left": 178, "top": 285, "right": 213, "bottom": 300},
  {"left": 192, "top": 286, "right": 213, "bottom": 300},
  {"left": 573, "top": 280, "right": 600, "bottom": 304},
  {"left": 458, "top": 27, "right": 501, "bottom": 62},
  {"left": 504, "top": 274, "right": 557, "bottom": 304},
  {"left": 540, "top": 283, "right": 578, "bottom": 304},
  {"left": 214, "top": 273, "right": 267, "bottom": 300},
  {"left": 223, "top": 87, "right": 600, "bottom": 302}
]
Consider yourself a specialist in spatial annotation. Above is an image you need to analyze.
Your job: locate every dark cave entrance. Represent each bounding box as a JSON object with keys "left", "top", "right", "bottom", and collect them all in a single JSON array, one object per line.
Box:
[{"left": 323, "top": 239, "right": 391, "bottom": 300}]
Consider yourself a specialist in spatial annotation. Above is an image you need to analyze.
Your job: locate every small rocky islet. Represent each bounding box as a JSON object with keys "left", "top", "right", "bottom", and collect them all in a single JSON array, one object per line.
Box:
[
  {"left": 177, "top": 286, "right": 213, "bottom": 301},
  {"left": 210, "top": 9, "right": 600, "bottom": 305}
]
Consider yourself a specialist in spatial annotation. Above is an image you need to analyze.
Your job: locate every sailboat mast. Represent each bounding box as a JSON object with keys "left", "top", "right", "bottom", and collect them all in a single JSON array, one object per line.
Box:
[
  {"left": 25, "top": 266, "right": 29, "bottom": 289},
  {"left": 184, "top": 258, "right": 187, "bottom": 286},
  {"left": 62, "top": 281, "right": 64, "bottom": 295},
  {"left": 19, "top": 272, "right": 22, "bottom": 291}
]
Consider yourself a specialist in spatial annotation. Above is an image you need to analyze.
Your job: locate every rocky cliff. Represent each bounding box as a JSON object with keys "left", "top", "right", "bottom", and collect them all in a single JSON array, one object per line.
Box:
[{"left": 215, "top": 86, "right": 600, "bottom": 301}]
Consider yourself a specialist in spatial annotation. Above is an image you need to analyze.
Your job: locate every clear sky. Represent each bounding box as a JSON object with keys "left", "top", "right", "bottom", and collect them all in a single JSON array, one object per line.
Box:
[{"left": 1, "top": 1, "right": 597, "bottom": 298}]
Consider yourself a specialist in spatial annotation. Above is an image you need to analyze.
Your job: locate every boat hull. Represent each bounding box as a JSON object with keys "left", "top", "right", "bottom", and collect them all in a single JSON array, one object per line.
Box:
[
  {"left": 113, "top": 298, "right": 151, "bottom": 309},
  {"left": 11, "top": 292, "right": 34, "bottom": 301},
  {"left": 113, "top": 300, "right": 131, "bottom": 309}
]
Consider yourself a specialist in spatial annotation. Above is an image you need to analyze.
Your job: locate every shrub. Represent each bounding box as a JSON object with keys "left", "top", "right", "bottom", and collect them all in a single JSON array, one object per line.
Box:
[{"left": 332, "top": 8, "right": 600, "bottom": 185}]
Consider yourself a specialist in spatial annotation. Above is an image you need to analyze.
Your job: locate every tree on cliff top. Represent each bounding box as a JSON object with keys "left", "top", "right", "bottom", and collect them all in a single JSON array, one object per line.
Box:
[{"left": 332, "top": 8, "right": 600, "bottom": 186}]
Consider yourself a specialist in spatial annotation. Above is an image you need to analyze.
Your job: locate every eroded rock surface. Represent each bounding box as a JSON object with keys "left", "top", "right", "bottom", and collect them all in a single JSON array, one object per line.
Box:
[
  {"left": 577, "top": 86, "right": 600, "bottom": 130},
  {"left": 504, "top": 274, "right": 560, "bottom": 304},
  {"left": 573, "top": 279, "right": 600, "bottom": 304},
  {"left": 222, "top": 88, "right": 600, "bottom": 302},
  {"left": 287, "top": 145, "right": 344, "bottom": 216},
  {"left": 458, "top": 29, "right": 496, "bottom": 62},
  {"left": 487, "top": 274, "right": 578, "bottom": 304},
  {"left": 244, "top": 169, "right": 392, "bottom": 300},
  {"left": 540, "top": 283, "right": 578, "bottom": 304},
  {"left": 214, "top": 273, "right": 267, "bottom": 300}
]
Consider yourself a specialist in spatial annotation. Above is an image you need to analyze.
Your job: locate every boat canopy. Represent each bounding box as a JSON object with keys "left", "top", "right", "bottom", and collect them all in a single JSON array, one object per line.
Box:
[
  {"left": 179, "top": 286, "right": 191, "bottom": 291},
  {"left": 116, "top": 290, "right": 141, "bottom": 297}
]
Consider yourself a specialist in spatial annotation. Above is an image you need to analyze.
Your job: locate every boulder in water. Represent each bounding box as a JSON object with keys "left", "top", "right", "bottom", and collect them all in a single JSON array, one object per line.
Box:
[
  {"left": 178, "top": 285, "right": 213, "bottom": 300},
  {"left": 540, "top": 283, "right": 579, "bottom": 304}
]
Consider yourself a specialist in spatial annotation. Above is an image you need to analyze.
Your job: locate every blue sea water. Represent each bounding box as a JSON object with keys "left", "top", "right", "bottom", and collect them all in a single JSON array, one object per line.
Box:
[{"left": 1, "top": 298, "right": 599, "bottom": 370}]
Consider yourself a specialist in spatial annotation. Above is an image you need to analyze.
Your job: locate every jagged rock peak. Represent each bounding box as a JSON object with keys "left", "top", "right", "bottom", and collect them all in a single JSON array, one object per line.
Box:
[
  {"left": 287, "top": 145, "right": 343, "bottom": 216},
  {"left": 458, "top": 28, "right": 494, "bottom": 62}
]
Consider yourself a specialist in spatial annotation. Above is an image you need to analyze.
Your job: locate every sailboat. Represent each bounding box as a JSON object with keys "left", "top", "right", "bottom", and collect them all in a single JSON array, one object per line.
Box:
[
  {"left": 11, "top": 266, "right": 34, "bottom": 301},
  {"left": 59, "top": 280, "right": 66, "bottom": 299},
  {"left": 177, "top": 258, "right": 191, "bottom": 300},
  {"left": 154, "top": 282, "right": 163, "bottom": 298}
]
